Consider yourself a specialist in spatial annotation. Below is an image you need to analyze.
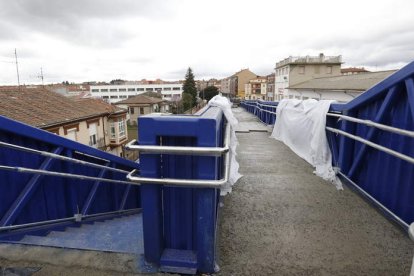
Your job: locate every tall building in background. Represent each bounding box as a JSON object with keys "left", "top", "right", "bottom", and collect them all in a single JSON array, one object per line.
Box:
[
  {"left": 274, "top": 53, "right": 342, "bottom": 100},
  {"left": 229, "top": 69, "right": 257, "bottom": 99}
]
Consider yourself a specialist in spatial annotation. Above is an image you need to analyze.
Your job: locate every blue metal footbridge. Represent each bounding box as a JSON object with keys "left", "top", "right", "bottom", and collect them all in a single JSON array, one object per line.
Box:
[{"left": 0, "top": 61, "right": 414, "bottom": 274}]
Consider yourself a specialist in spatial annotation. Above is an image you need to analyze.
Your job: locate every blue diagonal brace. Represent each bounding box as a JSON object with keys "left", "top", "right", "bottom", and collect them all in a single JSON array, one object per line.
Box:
[
  {"left": 347, "top": 86, "right": 398, "bottom": 179},
  {"left": 405, "top": 78, "right": 414, "bottom": 120},
  {"left": 0, "top": 147, "right": 64, "bottom": 227},
  {"left": 119, "top": 184, "right": 131, "bottom": 211},
  {"left": 81, "top": 162, "right": 110, "bottom": 216}
]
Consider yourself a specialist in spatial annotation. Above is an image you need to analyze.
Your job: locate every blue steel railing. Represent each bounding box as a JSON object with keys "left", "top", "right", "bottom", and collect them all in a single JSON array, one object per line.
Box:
[
  {"left": 326, "top": 61, "right": 414, "bottom": 230},
  {"left": 125, "top": 105, "right": 227, "bottom": 274},
  {"left": 0, "top": 115, "right": 141, "bottom": 240},
  {"left": 241, "top": 61, "right": 414, "bottom": 231},
  {"left": 241, "top": 100, "right": 278, "bottom": 124}
]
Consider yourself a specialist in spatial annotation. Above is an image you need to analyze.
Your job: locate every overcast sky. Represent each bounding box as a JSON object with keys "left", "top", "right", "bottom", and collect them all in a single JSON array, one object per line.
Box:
[{"left": 0, "top": 0, "right": 413, "bottom": 84}]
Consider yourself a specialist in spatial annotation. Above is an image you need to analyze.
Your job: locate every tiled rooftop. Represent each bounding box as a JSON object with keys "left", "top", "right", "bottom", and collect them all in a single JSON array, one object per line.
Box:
[{"left": 0, "top": 86, "right": 125, "bottom": 128}]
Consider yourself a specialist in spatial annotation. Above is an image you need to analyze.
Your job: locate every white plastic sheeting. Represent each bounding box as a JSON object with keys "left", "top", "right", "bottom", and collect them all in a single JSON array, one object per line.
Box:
[
  {"left": 270, "top": 99, "right": 342, "bottom": 190},
  {"left": 208, "top": 95, "right": 242, "bottom": 195}
]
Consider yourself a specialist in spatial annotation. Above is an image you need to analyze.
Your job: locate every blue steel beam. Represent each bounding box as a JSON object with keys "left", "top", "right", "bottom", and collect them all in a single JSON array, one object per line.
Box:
[
  {"left": 81, "top": 162, "right": 110, "bottom": 216},
  {"left": 0, "top": 147, "right": 63, "bottom": 227},
  {"left": 405, "top": 78, "right": 414, "bottom": 120},
  {"left": 347, "top": 86, "right": 398, "bottom": 179}
]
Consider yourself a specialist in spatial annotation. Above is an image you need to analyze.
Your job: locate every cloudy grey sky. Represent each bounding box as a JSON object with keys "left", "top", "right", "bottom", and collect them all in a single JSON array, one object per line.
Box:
[{"left": 0, "top": 0, "right": 413, "bottom": 84}]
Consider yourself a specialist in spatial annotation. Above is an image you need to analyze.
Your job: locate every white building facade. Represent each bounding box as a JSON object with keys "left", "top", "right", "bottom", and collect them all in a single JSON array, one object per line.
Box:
[
  {"left": 274, "top": 54, "right": 342, "bottom": 101},
  {"left": 90, "top": 84, "right": 183, "bottom": 103}
]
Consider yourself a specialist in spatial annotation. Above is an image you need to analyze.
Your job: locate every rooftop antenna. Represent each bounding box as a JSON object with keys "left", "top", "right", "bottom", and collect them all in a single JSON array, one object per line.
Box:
[
  {"left": 39, "top": 67, "right": 44, "bottom": 86},
  {"left": 14, "top": 48, "right": 21, "bottom": 88}
]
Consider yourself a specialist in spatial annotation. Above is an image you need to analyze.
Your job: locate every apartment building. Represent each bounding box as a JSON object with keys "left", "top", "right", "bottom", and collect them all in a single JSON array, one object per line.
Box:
[
  {"left": 275, "top": 53, "right": 342, "bottom": 100},
  {"left": 114, "top": 94, "right": 171, "bottom": 126},
  {"left": 0, "top": 86, "right": 128, "bottom": 157},
  {"left": 229, "top": 69, "right": 257, "bottom": 99},
  {"left": 90, "top": 83, "right": 183, "bottom": 103},
  {"left": 244, "top": 77, "right": 267, "bottom": 100},
  {"left": 220, "top": 77, "right": 231, "bottom": 96},
  {"left": 266, "top": 73, "right": 275, "bottom": 101}
]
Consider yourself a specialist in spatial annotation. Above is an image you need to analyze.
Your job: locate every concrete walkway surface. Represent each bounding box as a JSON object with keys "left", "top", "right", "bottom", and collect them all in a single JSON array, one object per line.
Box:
[{"left": 216, "top": 107, "right": 413, "bottom": 275}]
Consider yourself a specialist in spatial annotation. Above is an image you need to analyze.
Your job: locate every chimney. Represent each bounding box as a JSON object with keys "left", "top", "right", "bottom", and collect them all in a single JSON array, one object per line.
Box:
[{"left": 319, "top": 53, "right": 325, "bottom": 61}]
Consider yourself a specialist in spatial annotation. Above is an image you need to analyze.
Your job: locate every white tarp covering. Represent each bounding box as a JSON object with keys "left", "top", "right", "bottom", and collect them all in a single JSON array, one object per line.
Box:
[
  {"left": 208, "top": 95, "right": 242, "bottom": 195},
  {"left": 270, "top": 99, "right": 342, "bottom": 190}
]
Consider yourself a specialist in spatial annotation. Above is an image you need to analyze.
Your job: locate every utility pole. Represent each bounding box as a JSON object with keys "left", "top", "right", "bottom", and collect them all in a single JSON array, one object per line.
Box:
[{"left": 14, "top": 48, "right": 20, "bottom": 88}]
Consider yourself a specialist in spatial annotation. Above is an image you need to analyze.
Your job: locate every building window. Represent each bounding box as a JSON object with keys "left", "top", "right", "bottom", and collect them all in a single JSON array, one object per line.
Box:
[
  {"left": 298, "top": 66, "right": 305, "bottom": 74},
  {"left": 130, "top": 107, "right": 135, "bottom": 114},
  {"left": 66, "top": 128, "right": 77, "bottom": 141},
  {"left": 102, "top": 96, "right": 109, "bottom": 99},
  {"left": 92, "top": 89, "right": 99, "bottom": 92},
  {"left": 137, "top": 88, "right": 144, "bottom": 91},
  {"left": 164, "top": 87, "right": 171, "bottom": 91},
  {"left": 119, "top": 95, "right": 127, "bottom": 98},
  {"left": 89, "top": 134, "right": 97, "bottom": 146},
  {"left": 172, "top": 87, "right": 180, "bottom": 90},
  {"left": 110, "top": 88, "right": 117, "bottom": 92},
  {"left": 326, "top": 66, "right": 333, "bottom": 74},
  {"left": 110, "top": 121, "right": 116, "bottom": 139},
  {"left": 119, "top": 88, "right": 126, "bottom": 92},
  {"left": 146, "top": 88, "right": 154, "bottom": 91},
  {"left": 140, "top": 107, "right": 144, "bottom": 114},
  {"left": 110, "top": 95, "right": 118, "bottom": 99},
  {"left": 101, "top": 89, "right": 108, "bottom": 92},
  {"left": 118, "top": 119, "right": 126, "bottom": 137},
  {"left": 128, "top": 88, "right": 135, "bottom": 91}
]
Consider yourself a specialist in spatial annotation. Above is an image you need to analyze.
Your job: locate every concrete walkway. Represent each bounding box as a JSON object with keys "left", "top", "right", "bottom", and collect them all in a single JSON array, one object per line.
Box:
[{"left": 217, "top": 108, "right": 413, "bottom": 276}]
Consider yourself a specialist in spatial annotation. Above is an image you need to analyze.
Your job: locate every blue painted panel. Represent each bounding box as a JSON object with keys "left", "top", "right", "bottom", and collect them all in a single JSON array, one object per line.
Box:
[
  {"left": 138, "top": 106, "right": 223, "bottom": 274},
  {"left": 0, "top": 115, "right": 141, "bottom": 238},
  {"left": 328, "top": 61, "right": 414, "bottom": 226}
]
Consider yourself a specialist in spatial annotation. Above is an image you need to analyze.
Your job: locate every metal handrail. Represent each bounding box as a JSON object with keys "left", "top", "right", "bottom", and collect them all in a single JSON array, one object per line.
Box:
[
  {"left": 125, "top": 141, "right": 229, "bottom": 157},
  {"left": 242, "top": 102, "right": 277, "bottom": 115},
  {"left": 326, "top": 127, "right": 414, "bottom": 165},
  {"left": 127, "top": 124, "right": 231, "bottom": 188},
  {"left": 0, "top": 165, "right": 140, "bottom": 186},
  {"left": 257, "top": 102, "right": 278, "bottom": 108},
  {"left": 327, "top": 113, "right": 414, "bottom": 139},
  {"left": 0, "top": 141, "right": 130, "bottom": 174},
  {"left": 0, "top": 208, "right": 141, "bottom": 231}
]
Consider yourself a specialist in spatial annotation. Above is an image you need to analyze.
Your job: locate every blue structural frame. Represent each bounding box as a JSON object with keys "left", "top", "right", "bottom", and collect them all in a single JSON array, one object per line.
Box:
[
  {"left": 0, "top": 115, "right": 141, "bottom": 240},
  {"left": 138, "top": 106, "right": 224, "bottom": 274},
  {"left": 241, "top": 60, "right": 414, "bottom": 229}
]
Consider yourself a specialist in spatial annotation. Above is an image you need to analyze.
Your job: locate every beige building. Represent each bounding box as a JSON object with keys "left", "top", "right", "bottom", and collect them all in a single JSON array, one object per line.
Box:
[
  {"left": 287, "top": 70, "right": 396, "bottom": 102},
  {"left": 275, "top": 53, "right": 342, "bottom": 100},
  {"left": 244, "top": 77, "right": 267, "bottom": 100},
  {"left": 266, "top": 73, "right": 275, "bottom": 101},
  {"left": 0, "top": 86, "right": 128, "bottom": 157},
  {"left": 115, "top": 94, "right": 171, "bottom": 126},
  {"left": 220, "top": 77, "right": 231, "bottom": 96},
  {"left": 229, "top": 69, "right": 257, "bottom": 98}
]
